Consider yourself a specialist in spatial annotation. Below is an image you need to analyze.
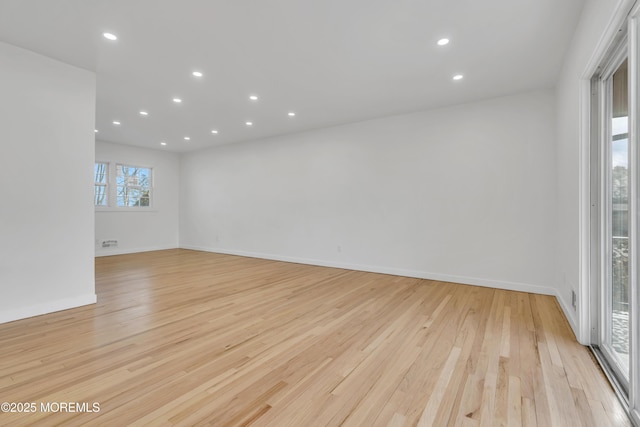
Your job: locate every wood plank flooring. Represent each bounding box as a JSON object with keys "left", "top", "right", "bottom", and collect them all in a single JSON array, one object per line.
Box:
[{"left": 0, "top": 249, "right": 631, "bottom": 426}]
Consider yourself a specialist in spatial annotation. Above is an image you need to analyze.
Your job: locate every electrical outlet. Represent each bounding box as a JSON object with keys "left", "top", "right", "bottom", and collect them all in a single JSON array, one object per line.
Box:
[
  {"left": 571, "top": 290, "right": 577, "bottom": 310},
  {"left": 337, "top": 245, "right": 342, "bottom": 253}
]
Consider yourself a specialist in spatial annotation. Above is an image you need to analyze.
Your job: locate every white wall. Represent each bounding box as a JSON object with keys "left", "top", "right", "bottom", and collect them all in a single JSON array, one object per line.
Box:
[
  {"left": 95, "top": 141, "right": 180, "bottom": 256},
  {"left": 0, "top": 42, "right": 96, "bottom": 323},
  {"left": 556, "top": 0, "right": 628, "bottom": 342},
  {"left": 180, "top": 89, "right": 557, "bottom": 294}
]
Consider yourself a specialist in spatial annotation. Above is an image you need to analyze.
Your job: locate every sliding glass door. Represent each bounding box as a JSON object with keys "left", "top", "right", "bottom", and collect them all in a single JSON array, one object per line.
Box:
[
  {"left": 592, "top": 6, "right": 639, "bottom": 423},
  {"left": 632, "top": 8, "right": 640, "bottom": 422},
  {"left": 611, "top": 56, "right": 631, "bottom": 380},
  {"left": 599, "top": 52, "right": 630, "bottom": 389}
]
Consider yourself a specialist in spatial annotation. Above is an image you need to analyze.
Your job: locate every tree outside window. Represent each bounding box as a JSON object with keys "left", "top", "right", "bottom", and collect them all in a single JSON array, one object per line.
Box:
[
  {"left": 116, "top": 164, "right": 152, "bottom": 207},
  {"left": 94, "top": 162, "right": 108, "bottom": 206}
]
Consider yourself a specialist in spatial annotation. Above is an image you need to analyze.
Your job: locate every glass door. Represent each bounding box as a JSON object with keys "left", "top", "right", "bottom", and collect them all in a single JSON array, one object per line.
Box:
[
  {"left": 592, "top": 7, "right": 639, "bottom": 422},
  {"left": 602, "top": 55, "right": 631, "bottom": 389},
  {"left": 631, "top": 7, "right": 640, "bottom": 423}
]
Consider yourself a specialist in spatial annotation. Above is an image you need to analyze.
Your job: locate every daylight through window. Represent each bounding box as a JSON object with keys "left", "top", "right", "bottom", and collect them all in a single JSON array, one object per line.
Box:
[
  {"left": 116, "top": 164, "right": 152, "bottom": 207},
  {"left": 94, "top": 162, "right": 108, "bottom": 206}
]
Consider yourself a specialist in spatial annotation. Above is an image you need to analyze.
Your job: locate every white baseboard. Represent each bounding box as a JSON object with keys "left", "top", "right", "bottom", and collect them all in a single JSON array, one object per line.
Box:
[
  {"left": 0, "top": 293, "right": 97, "bottom": 324},
  {"left": 95, "top": 245, "right": 178, "bottom": 257},
  {"left": 180, "top": 244, "right": 557, "bottom": 296},
  {"left": 555, "top": 291, "right": 582, "bottom": 343}
]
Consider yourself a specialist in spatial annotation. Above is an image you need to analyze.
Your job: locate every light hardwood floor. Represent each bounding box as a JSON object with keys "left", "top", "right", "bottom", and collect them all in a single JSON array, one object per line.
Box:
[{"left": 0, "top": 249, "right": 631, "bottom": 426}]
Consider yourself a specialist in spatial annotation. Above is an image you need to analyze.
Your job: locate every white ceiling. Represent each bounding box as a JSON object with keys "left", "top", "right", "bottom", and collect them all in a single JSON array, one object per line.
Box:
[{"left": 0, "top": 0, "right": 585, "bottom": 152}]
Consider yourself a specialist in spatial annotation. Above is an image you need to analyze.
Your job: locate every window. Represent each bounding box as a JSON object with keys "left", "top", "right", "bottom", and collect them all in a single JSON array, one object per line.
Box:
[
  {"left": 94, "top": 162, "right": 108, "bottom": 206},
  {"left": 94, "top": 162, "right": 153, "bottom": 209},
  {"left": 116, "top": 164, "right": 152, "bottom": 207}
]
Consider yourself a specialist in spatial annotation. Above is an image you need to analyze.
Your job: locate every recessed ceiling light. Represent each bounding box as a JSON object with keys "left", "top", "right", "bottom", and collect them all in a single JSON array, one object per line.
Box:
[
  {"left": 192, "top": 71, "right": 203, "bottom": 77},
  {"left": 160, "top": 142, "right": 167, "bottom": 146},
  {"left": 173, "top": 98, "right": 182, "bottom": 103},
  {"left": 288, "top": 112, "right": 296, "bottom": 117},
  {"left": 103, "top": 32, "right": 117, "bottom": 41},
  {"left": 437, "top": 38, "right": 450, "bottom": 46},
  {"left": 139, "top": 111, "right": 148, "bottom": 116},
  {"left": 184, "top": 136, "right": 190, "bottom": 141},
  {"left": 211, "top": 130, "right": 218, "bottom": 134},
  {"left": 245, "top": 121, "right": 253, "bottom": 126},
  {"left": 249, "top": 95, "right": 258, "bottom": 101},
  {"left": 94, "top": 129, "right": 98, "bottom": 133},
  {"left": 112, "top": 121, "right": 121, "bottom": 125},
  {"left": 453, "top": 74, "right": 464, "bottom": 80}
]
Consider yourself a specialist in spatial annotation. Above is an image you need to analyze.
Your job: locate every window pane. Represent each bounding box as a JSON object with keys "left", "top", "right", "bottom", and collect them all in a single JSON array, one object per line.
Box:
[
  {"left": 138, "top": 195, "right": 150, "bottom": 207},
  {"left": 94, "top": 162, "right": 108, "bottom": 206},
  {"left": 116, "top": 164, "right": 152, "bottom": 207},
  {"left": 116, "top": 165, "right": 125, "bottom": 186},
  {"left": 609, "top": 59, "right": 629, "bottom": 375},
  {"left": 128, "top": 189, "right": 141, "bottom": 203},
  {"left": 94, "top": 185, "right": 107, "bottom": 206},
  {"left": 94, "top": 163, "right": 107, "bottom": 184}
]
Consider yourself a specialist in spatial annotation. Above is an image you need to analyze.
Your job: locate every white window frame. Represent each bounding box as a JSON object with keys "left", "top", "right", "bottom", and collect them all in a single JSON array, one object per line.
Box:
[
  {"left": 94, "top": 162, "right": 109, "bottom": 207},
  {"left": 115, "top": 163, "right": 153, "bottom": 209},
  {"left": 95, "top": 162, "right": 155, "bottom": 212}
]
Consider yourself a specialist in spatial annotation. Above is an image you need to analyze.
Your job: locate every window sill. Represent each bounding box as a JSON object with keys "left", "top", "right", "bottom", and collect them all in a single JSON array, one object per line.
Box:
[{"left": 95, "top": 207, "right": 158, "bottom": 213}]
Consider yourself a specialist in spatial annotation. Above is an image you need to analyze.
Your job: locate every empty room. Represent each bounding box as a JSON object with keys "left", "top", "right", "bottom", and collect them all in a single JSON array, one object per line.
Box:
[{"left": 1, "top": 0, "right": 639, "bottom": 425}]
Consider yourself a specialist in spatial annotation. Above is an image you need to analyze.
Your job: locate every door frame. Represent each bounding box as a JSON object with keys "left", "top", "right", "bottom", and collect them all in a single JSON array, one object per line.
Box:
[
  {"left": 584, "top": 2, "right": 640, "bottom": 423},
  {"left": 590, "top": 39, "right": 630, "bottom": 396}
]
